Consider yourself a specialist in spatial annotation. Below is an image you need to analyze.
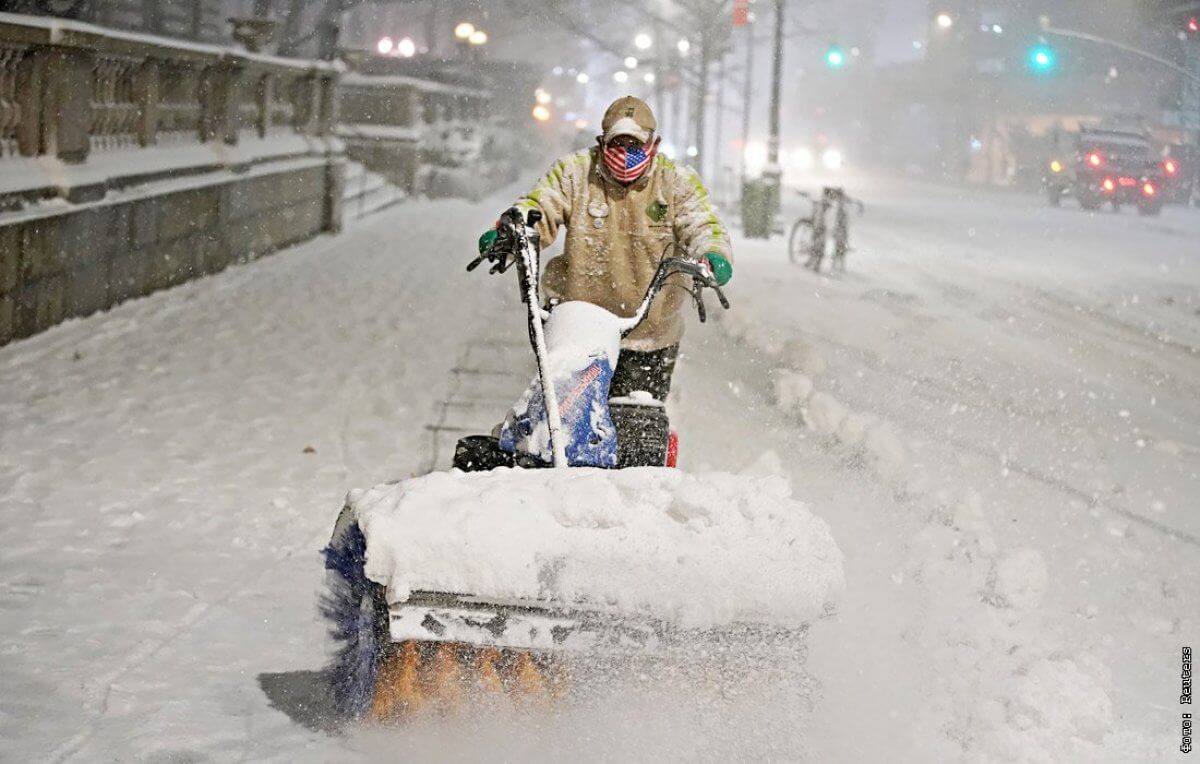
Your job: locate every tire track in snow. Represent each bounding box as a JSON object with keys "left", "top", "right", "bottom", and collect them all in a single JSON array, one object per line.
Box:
[
  {"left": 785, "top": 225, "right": 1200, "bottom": 546},
  {"left": 422, "top": 338, "right": 526, "bottom": 474},
  {"left": 722, "top": 303, "right": 1200, "bottom": 549},
  {"left": 47, "top": 516, "right": 341, "bottom": 763}
]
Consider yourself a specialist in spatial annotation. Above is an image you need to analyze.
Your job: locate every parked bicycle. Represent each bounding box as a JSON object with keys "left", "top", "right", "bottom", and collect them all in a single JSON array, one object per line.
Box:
[
  {"left": 787, "top": 188, "right": 829, "bottom": 268},
  {"left": 787, "top": 186, "right": 863, "bottom": 273},
  {"left": 828, "top": 187, "right": 864, "bottom": 273}
]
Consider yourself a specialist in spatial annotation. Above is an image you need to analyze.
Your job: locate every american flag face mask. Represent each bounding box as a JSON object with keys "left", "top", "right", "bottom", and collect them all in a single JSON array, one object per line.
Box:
[{"left": 602, "top": 136, "right": 660, "bottom": 184}]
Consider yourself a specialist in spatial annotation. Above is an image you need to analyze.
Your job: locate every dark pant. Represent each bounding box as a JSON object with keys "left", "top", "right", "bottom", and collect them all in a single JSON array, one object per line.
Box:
[{"left": 610, "top": 344, "right": 679, "bottom": 402}]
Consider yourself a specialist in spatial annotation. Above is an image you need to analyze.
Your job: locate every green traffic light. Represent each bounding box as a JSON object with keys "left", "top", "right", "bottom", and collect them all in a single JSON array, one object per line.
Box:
[
  {"left": 825, "top": 47, "right": 845, "bottom": 69},
  {"left": 1028, "top": 44, "right": 1055, "bottom": 72}
]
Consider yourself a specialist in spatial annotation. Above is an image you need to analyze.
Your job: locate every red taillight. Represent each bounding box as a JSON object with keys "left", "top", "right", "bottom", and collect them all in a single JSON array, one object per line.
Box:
[
  {"left": 1102, "top": 178, "right": 1115, "bottom": 192},
  {"left": 666, "top": 431, "right": 679, "bottom": 467},
  {"left": 1143, "top": 182, "right": 1156, "bottom": 197},
  {"left": 1164, "top": 160, "right": 1178, "bottom": 176},
  {"left": 1118, "top": 176, "right": 1136, "bottom": 187},
  {"left": 1087, "top": 152, "right": 1103, "bottom": 167}
]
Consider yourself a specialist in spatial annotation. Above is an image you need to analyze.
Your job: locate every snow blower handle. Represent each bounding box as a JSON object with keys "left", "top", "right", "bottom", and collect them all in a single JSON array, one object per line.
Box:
[
  {"left": 487, "top": 206, "right": 567, "bottom": 468},
  {"left": 683, "top": 259, "right": 730, "bottom": 324},
  {"left": 467, "top": 209, "right": 542, "bottom": 279},
  {"left": 616, "top": 256, "right": 730, "bottom": 335}
]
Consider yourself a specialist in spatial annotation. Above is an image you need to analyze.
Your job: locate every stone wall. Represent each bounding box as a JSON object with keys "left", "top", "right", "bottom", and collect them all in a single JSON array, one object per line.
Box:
[
  {"left": 0, "top": 12, "right": 343, "bottom": 347},
  {"left": 0, "top": 159, "right": 341, "bottom": 344}
]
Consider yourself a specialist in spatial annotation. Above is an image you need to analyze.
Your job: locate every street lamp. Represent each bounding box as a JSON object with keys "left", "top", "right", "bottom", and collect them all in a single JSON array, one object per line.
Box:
[
  {"left": 469, "top": 30, "right": 488, "bottom": 45},
  {"left": 624, "top": 56, "right": 638, "bottom": 69},
  {"left": 643, "top": 72, "right": 656, "bottom": 83},
  {"left": 532, "top": 105, "right": 551, "bottom": 122},
  {"left": 576, "top": 72, "right": 589, "bottom": 84},
  {"left": 634, "top": 33, "right": 653, "bottom": 50},
  {"left": 614, "top": 70, "right": 629, "bottom": 83},
  {"left": 935, "top": 12, "right": 953, "bottom": 29},
  {"left": 677, "top": 38, "right": 691, "bottom": 55},
  {"left": 535, "top": 88, "right": 552, "bottom": 104},
  {"left": 455, "top": 22, "right": 475, "bottom": 40}
]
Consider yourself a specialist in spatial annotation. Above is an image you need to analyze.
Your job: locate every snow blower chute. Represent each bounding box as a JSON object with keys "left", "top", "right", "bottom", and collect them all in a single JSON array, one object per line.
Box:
[{"left": 322, "top": 208, "right": 843, "bottom": 722}]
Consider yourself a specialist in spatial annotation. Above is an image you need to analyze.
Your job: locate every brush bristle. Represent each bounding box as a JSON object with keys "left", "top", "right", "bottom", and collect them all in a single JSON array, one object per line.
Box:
[{"left": 319, "top": 522, "right": 382, "bottom": 720}]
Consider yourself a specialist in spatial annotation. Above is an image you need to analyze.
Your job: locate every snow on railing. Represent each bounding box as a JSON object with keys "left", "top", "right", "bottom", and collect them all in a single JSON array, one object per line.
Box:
[
  {"left": 335, "top": 69, "right": 498, "bottom": 197},
  {"left": 0, "top": 11, "right": 339, "bottom": 182}
]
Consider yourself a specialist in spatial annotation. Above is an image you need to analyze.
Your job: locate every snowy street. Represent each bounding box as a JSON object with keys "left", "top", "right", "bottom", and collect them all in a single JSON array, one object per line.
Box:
[
  {"left": 718, "top": 176, "right": 1200, "bottom": 760},
  {"left": 2, "top": 175, "right": 1198, "bottom": 761}
]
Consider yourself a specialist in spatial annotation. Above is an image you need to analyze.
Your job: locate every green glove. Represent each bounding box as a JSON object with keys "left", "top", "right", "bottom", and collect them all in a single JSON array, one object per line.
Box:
[
  {"left": 703, "top": 252, "right": 732, "bottom": 286},
  {"left": 478, "top": 227, "right": 499, "bottom": 255}
]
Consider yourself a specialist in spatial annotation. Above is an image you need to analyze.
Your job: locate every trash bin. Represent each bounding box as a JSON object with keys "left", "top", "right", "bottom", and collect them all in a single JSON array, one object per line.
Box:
[{"left": 741, "top": 178, "right": 777, "bottom": 239}]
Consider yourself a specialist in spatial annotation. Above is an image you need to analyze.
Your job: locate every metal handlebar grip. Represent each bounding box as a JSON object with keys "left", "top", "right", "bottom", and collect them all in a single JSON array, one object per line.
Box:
[{"left": 713, "top": 283, "right": 730, "bottom": 309}]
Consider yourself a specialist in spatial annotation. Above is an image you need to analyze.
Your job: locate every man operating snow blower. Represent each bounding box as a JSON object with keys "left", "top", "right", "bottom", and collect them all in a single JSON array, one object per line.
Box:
[
  {"left": 478, "top": 96, "right": 733, "bottom": 401},
  {"left": 318, "top": 97, "right": 846, "bottom": 726}
]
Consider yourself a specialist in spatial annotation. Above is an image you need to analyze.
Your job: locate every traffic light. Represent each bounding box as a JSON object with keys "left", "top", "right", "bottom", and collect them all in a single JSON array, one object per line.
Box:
[
  {"left": 1027, "top": 44, "right": 1056, "bottom": 73},
  {"left": 825, "top": 45, "right": 846, "bottom": 69}
]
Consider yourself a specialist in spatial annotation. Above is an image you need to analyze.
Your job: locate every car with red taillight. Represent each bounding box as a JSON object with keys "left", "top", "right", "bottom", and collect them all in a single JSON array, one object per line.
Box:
[
  {"left": 1045, "top": 128, "right": 1164, "bottom": 216},
  {"left": 1160, "top": 145, "right": 1196, "bottom": 206}
]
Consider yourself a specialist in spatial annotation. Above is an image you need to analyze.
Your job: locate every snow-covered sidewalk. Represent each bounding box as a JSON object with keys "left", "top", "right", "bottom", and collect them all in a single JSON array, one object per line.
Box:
[
  {"left": 1, "top": 172, "right": 1195, "bottom": 761},
  {"left": 0, "top": 195, "right": 531, "bottom": 761}
]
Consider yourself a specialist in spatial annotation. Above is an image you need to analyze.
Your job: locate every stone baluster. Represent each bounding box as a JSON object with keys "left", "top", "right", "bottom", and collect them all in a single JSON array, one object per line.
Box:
[
  {"left": 292, "top": 74, "right": 315, "bottom": 134},
  {"left": 11, "top": 47, "right": 42, "bottom": 157},
  {"left": 317, "top": 73, "right": 337, "bottom": 137},
  {"left": 42, "top": 47, "right": 95, "bottom": 163},
  {"left": 253, "top": 72, "right": 269, "bottom": 138},
  {"left": 201, "top": 61, "right": 242, "bottom": 145},
  {"left": 0, "top": 46, "right": 25, "bottom": 158},
  {"left": 134, "top": 60, "right": 159, "bottom": 147}
]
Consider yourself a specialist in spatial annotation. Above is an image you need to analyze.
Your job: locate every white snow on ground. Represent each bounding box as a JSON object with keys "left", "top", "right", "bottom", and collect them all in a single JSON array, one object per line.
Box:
[
  {"left": 0, "top": 171, "right": 1196, "bottom": 761},
  {"left": 0, "top": 194, "right": 532, "bottom": 761},
  {"left": 353, "top": 466, "right": 842, "bottom": 628},
  {"left": 682, "top": 173, "right": 1199, "bottom": 761}
]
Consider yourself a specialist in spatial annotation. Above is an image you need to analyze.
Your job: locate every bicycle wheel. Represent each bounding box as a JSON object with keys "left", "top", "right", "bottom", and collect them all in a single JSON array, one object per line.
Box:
[{"left": 787, "top": 218, "right": 808, "bottom": 265}]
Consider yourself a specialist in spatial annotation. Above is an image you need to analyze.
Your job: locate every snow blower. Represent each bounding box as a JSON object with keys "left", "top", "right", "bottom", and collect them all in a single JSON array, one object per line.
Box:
[{"left": 322, "top": 208, "right": 843, "bottom": 723}]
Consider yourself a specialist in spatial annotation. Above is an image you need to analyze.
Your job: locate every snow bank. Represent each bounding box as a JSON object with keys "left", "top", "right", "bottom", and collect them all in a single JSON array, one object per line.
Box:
[{"left": 349, "top": 467, "right": 844, "bottom": 629}]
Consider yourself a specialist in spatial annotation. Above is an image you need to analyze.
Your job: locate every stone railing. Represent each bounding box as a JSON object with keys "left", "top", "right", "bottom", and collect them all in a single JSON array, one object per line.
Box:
[
  {"left": 338, "top": 72, "right": 487, "bottom": 135},
  {"left": 336, "top": 71, "right": 507, "bottom": 197},
  {"left": 0, "top": 12, "right": 345, "bottom": 347},
  {"left": 0, "top": 11, "right": 340, "bottom": 205}
]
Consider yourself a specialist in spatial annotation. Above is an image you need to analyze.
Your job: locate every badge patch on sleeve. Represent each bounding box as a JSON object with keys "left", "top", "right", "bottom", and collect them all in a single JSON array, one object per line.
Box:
[{"left": 646, "top": 201, "right": 668, "bottom": 222}]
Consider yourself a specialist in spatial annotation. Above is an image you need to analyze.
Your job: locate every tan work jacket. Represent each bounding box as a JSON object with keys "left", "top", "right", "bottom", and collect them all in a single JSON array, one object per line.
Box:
[{"left": 515, "top": 147, "right": 732, "bottom": 351}]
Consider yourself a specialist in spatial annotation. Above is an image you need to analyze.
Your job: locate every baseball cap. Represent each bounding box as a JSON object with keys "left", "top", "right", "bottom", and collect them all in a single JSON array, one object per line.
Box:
[{"left": 601, "top": 96, "right": 657, "bottom": 142}]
